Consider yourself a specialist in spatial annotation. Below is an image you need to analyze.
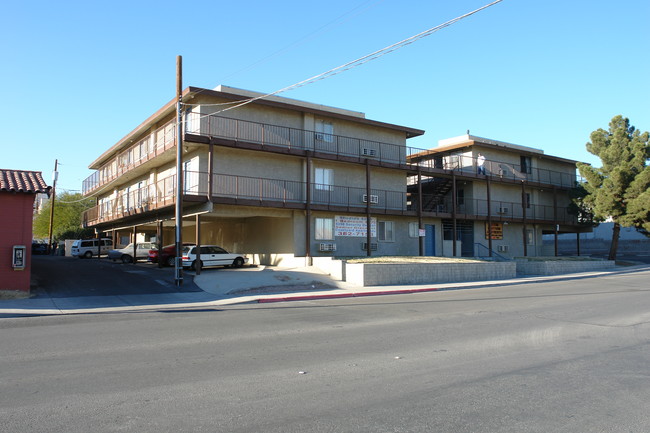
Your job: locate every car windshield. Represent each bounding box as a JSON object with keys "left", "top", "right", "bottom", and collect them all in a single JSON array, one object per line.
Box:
[{"left": 182, "top": 246, "right": 193, "bottom": 254}]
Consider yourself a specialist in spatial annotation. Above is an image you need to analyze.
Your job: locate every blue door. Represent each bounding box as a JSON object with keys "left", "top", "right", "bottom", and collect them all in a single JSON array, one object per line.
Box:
[{"left": 425, "top": 224, "right": 436, "bottom": 256}]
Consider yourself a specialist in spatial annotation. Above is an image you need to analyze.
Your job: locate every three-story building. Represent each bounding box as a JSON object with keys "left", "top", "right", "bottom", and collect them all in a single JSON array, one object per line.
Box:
[{"left": 81, "top": 86, "right": 588, "bottom": 265}]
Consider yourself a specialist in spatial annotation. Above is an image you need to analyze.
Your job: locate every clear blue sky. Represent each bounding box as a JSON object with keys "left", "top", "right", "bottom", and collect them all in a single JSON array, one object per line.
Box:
[{"left": 2, "top": 0, "right": 648, "bottom": 192}]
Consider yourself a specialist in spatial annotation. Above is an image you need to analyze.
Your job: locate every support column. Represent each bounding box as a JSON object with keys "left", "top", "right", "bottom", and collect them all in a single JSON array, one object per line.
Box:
[
  {"left": 451, "top": 171, "right": 457, "bottom": 257},
  {"left": 521, "top": 182, "right": 527, "bottom": 257},
  {"left": 366, "top": 159, "right": 372, "bottom": 257},
  {"left": 208, "top": 143, "right": 214, "bottom": 200},
  {"left": 486, "top": 174, "right": 493, "bottom": 257},
  {"left": 417, "top": 168, "right": 423, "bottom": 256},
  {"left": 157, "top": 221, "right": 163, "bottom": 268},
  {"left": 195, "top": 214, "right": 201, "bottom": 275},
  {"left": 576, "top": 232, "right": 581, "bottom": 256},
  {"left": 553, "top": 186, "right": 558, "bottom": 257},
  {"left": 132, "top": 226, "right": 138, "bottom": 264},
  {"left": 305, "top": 152, "right": 312, "bottom": 261}
]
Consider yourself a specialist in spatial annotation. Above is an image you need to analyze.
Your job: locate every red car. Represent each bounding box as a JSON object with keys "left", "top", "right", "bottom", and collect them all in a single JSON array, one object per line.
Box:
[{"left": 148, "top": 243, "right": 194, "bottom": 267}]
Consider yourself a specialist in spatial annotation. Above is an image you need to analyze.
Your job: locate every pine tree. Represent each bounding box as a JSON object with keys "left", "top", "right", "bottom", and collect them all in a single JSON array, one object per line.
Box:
[{"left": 577, "top": 115, "right": 650, "bottom": 260}]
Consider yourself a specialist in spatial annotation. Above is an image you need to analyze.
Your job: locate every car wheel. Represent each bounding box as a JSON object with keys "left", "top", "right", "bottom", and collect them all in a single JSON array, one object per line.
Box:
[
  {"left": 233, "top": 257, "right": 245, "bottom": 268},
  {"left": 84, "top": 251, "right": 93, "bottom": 259},
  {"left": 166, "top": 256, "right": 175, "bottom": 267},
  {"left": 121, "top": 255, "right": 133, "bottom": 264},
  {"left": 191, "top": 260, "right": 202, "bottom": 271}
]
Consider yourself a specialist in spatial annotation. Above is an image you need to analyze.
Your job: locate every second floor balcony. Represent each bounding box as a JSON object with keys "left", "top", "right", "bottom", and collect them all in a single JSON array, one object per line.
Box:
[
  {"left": 83, "top": 114, "right": 581, "bottom": 196},
  {"left": 82, "top": 171, "right": 580, "bottom": 228}
]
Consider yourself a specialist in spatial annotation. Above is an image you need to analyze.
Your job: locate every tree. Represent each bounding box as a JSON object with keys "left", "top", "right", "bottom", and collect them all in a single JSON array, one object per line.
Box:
[
  {"left": 33, "top": 191, "right": 96, "bottom": 242},
  {"left": 577, "top": 115, "right": 650, "bottom": 260}
]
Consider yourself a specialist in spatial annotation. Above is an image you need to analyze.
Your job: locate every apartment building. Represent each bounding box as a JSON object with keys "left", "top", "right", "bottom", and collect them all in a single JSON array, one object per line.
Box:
[{"left": 81, "top": 86, "right": 587, "bottom": 265}]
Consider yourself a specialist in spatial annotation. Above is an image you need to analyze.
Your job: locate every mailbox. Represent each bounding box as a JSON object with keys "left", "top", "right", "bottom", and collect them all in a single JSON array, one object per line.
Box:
[{"left": 12, "top": 245, "right": 26, "bottom": 270}]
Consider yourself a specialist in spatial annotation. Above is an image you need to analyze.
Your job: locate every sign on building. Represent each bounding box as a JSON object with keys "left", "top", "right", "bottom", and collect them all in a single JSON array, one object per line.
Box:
[
  {"left": 335, "top": 216, "right": 376, "bottom": 237},
  {"left": 485, "top": 222, "right": 503, "bottom": 240}
]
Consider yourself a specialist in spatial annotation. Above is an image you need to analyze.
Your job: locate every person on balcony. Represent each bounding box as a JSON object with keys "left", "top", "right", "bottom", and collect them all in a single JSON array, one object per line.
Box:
[{"left": 477, "top": 153, "right": 486, "bottom": 175}]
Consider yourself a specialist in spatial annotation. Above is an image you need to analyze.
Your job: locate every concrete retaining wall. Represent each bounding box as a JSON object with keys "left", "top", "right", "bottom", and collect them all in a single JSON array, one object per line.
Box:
[
  {"left": 515, "top": 259, "right": 615, "bottom": 276},
  {"left": 344, "top": 262, "right": 517, "bottom": 287}
]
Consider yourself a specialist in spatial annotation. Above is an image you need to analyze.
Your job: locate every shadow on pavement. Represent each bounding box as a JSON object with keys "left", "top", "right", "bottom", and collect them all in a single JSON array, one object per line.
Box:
[{"left": 31, "top": 255, "right": 203, "bottom": 298}]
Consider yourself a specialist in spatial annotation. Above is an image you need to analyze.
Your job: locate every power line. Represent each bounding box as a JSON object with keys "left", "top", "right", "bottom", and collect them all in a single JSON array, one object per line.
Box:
[
  {"left": 192, "top": 0, "right": 503, "bottom": 117},
  {"left": 215, "top": 0, "right": 386, "bottom": 85}
]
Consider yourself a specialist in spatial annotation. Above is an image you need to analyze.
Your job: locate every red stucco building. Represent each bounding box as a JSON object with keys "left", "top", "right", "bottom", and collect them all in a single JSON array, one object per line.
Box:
[{"left": 0, "top": 169, "right": 50, "bottom": 293}]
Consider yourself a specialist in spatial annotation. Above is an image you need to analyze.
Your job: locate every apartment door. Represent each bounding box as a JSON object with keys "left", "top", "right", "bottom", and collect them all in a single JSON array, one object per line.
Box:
[{"left": 425, "top": 224, "right": 436, "bottom": 256}]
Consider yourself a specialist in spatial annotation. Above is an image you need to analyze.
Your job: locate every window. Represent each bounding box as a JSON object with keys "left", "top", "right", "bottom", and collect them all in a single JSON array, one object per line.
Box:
[
  {"left": 315, "top": 120, "right": 333, "bottom": 142},
  {"left": 457, "top": 188, "right": 465, "bottom": 205},
  {"left": 378, "top": 221, "right": 394, "bottom": 242},
  {"left": 520, "top": 156, "right": 532, "bottom": 174},
  {"left": 525, "top": 192, "right": 531, "bottom": 209},
  {"left": 408, "top": 222, "right": 420, "bottom": 238},
  {"left": 315, "top": 218, "right": 334, "bottom": 240},
  {"left": 315, "top": 168, "right": 333, "bottom": 191}
]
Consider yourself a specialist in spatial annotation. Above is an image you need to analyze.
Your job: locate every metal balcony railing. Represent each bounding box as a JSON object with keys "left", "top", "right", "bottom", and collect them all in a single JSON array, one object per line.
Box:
[
  {"left": 82, "top": 171, "right": 407, "bottom": 226},
  {"left": 408, "top": 194, "right": 577, "bottom": 225},
  {"left": 83, "top": 113, "right": 581, "bottom": 196}
]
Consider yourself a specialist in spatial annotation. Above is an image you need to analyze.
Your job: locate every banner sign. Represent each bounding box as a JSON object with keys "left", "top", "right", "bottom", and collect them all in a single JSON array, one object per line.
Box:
[{"left": 335, "top": 216, "right": 376, "bottom": 237}]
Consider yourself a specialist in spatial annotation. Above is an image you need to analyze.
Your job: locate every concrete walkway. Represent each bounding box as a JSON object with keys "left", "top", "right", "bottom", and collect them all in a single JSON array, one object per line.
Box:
[{"left": 2, "top": 264, "right": 648, "bottom": 318}]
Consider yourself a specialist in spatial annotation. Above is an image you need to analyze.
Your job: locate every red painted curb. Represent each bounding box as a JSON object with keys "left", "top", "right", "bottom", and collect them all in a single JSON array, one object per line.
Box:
[{"left": 257, "top": 287, "right": 439, "bottom": 303}]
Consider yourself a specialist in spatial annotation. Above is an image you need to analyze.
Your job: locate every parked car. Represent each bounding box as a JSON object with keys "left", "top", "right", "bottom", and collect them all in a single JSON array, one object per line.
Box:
[
  {"left": 108, "top": 242, "right": 157, "bottom": 264},
  {"left": 31, "top": 241, "right": 48, "bottom": 255},
  {"left": 181, "top": 245, "right": 248, "bottom": 271},
  {"left": 71, "top": 238, "right": 113, "bottom": 258},
  {"left": 148, "top": 243, "right": 194, "bottom": 267}
]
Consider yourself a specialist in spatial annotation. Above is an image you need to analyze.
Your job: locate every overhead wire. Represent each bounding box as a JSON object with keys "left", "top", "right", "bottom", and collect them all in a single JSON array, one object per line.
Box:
[
  {"left": 185, "top": 0, "right": 387, "bottom": 108},
  {"left": 187, "top": 0, "right": 503, "bottom": 119}
]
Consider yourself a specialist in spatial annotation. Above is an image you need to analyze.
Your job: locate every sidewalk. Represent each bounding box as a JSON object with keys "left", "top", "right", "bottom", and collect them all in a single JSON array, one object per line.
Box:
[{"left": 2, "top": 264, "right": 648, "bottom": 317}]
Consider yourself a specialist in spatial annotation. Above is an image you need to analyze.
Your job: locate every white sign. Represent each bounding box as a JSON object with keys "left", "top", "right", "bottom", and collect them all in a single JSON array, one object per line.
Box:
[
  {"left": 335, "top": 216, "right": 376, "bottom": 237},
  {"left": 419, "top": 229, "right": 426, "bottom": 237}
]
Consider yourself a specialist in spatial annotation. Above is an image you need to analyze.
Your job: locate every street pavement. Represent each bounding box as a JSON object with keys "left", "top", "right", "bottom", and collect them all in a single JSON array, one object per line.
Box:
[
  {"left": 1, "top": 255, "right": 648, "bottom": 318},
  {"left": 2, "top": 269, "right": 649, "bottom": 432}
]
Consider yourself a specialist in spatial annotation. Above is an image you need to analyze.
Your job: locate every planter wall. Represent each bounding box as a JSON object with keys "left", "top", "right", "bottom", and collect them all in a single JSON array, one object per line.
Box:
[{"left": 345, "top": 262, "right": 517, "bottom": 287}]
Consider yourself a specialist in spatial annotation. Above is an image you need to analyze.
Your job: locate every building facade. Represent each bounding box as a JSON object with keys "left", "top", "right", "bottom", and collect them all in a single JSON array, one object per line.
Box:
[
  {"left": 81, "top": 86, "right": 587, "bottom": 266},
  {"left": 0, "top": 169, "right": 50, "bottom": 292}
]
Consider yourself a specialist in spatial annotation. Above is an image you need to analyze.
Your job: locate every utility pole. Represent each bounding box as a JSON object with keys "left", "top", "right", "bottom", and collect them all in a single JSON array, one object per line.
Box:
[
  {"left": 47, "top": 159, "right": 58, "bottom": 254},
  {"left": 174, "top": 55, "right": 184, "bottom": 286}
]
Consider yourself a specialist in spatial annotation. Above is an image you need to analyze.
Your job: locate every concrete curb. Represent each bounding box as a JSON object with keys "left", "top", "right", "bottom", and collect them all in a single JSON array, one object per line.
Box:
[{"left": 257, "top": 287, "right": 440, "bottom": 303}]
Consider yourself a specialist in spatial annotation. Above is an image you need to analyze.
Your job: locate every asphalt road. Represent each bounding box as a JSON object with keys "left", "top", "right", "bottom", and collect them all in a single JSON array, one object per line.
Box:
[
  {"left": 2, "top": 268, "right": 649, "bottom": 432},
  {"left": 30, "top": 255, "right": 202, "bottom": 297}
]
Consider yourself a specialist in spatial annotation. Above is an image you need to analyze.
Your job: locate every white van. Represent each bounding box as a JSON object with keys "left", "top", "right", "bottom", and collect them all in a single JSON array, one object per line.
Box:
[{"left": 71, "top": 238, "right": 113, "bottom": 258}]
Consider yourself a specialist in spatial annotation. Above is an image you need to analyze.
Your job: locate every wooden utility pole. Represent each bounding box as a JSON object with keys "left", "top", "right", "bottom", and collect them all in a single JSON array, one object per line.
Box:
[
  {"left": 174, "top": 55, "right": 184, "bottom": 286},
  {"left": 47, "top": 159, "right": 58, "bottom": 254}
]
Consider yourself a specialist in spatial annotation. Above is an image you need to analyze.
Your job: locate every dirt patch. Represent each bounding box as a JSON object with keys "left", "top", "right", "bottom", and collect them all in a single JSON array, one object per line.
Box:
[
  {"left": 346, "top": 256, "right": 486, "bottom": 264},
  {"left": 229, "top": 281, "right": 336, "bottom": 296}
]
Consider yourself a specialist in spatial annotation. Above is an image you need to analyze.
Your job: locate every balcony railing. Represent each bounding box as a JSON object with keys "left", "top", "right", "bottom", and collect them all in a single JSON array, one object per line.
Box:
[
  {"left": 408, "top": 194, "right": 577, "bottom": 225},
  {"left": 83, "top": 168, "right": 579, "bottom": 227},
  {"left": 83, "top": 113, "right": 580, "bottom": 195},
  {"left": 82, "top": 171, "right": 407, "bottom": 226},
  {"left": 82, "top": 121, "right": 177, "bottom": 195}
]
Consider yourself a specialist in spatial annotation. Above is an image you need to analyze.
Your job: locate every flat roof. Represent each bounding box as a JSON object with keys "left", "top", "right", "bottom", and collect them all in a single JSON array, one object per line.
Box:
[
  {"left": 89, "top": 86, "right": 425, "bottom": 169},
  {"left": 408, "top": 134, "right": 579, "bottom": 165}
]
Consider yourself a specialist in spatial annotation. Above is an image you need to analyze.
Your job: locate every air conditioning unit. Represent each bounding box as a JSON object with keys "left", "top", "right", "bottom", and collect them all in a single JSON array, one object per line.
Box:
[
  {"left": 362, "top": 148, "right": 377, "bottom": 157},
  {"left": 319, "top": 243, "right": 337, "bottom": 252},
  {"left": 361, "top": 242, "right": 378, "bottom": 251},
  {"left": 362, "top": 194, "right": 379, "bottom": 204},
  {"left": 497, "top": 245, "right": 509, "bottom": 253},
  {"left": 498, "top": 207, "right": 509, "bottom": 214}
]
